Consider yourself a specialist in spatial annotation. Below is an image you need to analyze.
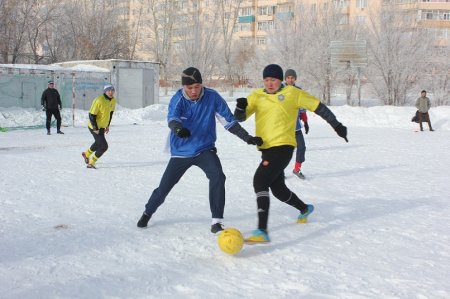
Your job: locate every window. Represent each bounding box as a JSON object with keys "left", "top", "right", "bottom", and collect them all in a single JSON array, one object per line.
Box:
[
  {"left": 257, "top": 38, "right": 266, "bottom": 45},
  {"left": 258, "top": 6, "right": 276, "bottom": 16},
  {"left": 356, "top": 16, "right": 366, "bottom": 24},
  {"left": 240, "top": 7, "right": 253, "bottom": 16},
  {"left": 257, "top": 21, "right": 274, "bottom": 31},
  {"left": 356, "top": 0, "right": 367, "bottom": 8}
]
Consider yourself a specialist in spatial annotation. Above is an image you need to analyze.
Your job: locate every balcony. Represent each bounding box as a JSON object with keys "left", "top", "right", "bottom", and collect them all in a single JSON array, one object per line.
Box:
[{"left": 239, "top": 15, "right": 256, "bottom": 23}]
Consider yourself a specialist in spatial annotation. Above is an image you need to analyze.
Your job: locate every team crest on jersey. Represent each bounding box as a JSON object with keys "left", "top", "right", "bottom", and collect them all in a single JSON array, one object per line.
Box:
[{"left": 278, "top": 94, "right": 285, "bottom": 101}]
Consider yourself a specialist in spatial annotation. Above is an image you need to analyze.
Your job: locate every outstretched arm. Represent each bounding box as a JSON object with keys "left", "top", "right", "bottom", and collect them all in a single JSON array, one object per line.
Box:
[
  {"left": 314, "top": 103, "right": 348, "bottom": 142},
  {"left": 228, "top": 122, "right": 263, "bottom": 146}
]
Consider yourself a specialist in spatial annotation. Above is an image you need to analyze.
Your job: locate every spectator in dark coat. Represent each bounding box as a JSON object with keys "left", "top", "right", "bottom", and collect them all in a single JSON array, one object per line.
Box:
[{"left": 41, "top": 81, "right": 63, "bottom": 135}]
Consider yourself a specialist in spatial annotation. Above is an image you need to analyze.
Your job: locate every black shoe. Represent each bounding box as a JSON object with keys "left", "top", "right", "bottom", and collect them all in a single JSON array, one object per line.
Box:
[
  {"left": 47, "top": 131, "right": 51, "bottom": 135},
  {"left": 137, "top": 213, "right": 151, "bottom": 228},
  {"left": 293, "top": 169, "right": 305, "bottom": 179},
  {"left": 82, "top": 152, "right": 89, "bottom": 164},
  {"left": 57, "top": 130, "right": 64, "bottom": 134},
  {"left": 211, "top": 222, "right": 224, "bottom": 234}
]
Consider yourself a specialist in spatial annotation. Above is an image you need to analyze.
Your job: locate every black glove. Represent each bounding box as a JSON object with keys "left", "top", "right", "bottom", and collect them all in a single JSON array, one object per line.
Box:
[
  {"left": 304, "top": 122, "right": 309, "bottom": 134},
  {"left": 246, "top": 136, "right": 263, "bottom": 146},
  {"left": 41, "top": 105, "right": 46, "bottom": 111},
  {"left": 334, "top": 123, "right": 348, "bottom": 142},
  {"left": 59, "top": 105, "right": 62, "bottom": 110},
  {"left": 176, "top": 127, "right": 191, "bottom": 138},
  {"left": 236, "top": 98, "right": 248, "bottom": 110}
]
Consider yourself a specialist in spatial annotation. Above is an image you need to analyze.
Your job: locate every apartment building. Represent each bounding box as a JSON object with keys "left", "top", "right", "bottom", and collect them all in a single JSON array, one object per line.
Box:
[
  {"left": 233, "top": 0, "right": 449, "bottom": 46},
  {"left": 124, "top": 0, "right": 448, "bottom": 60}
]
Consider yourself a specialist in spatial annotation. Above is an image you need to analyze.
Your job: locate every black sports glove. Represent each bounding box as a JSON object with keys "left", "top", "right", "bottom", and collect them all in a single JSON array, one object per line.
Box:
[
  {"left": 246, "top": 136, "right": 263, "bottom": 146},
  {"left": 41, "top": 105, "right": 46, "bottom": 111},
  {"left": 236, "top": 98, "right": 248, "bottom": 110},
  {"left": 334, "top": 123, "right": 348, "bottom": 142},
  {"left": 304, "top": 122, "right": 309, "bottom": 134},
  {"left": 176, "top": 127, "right": 191, "bottom": 138}
]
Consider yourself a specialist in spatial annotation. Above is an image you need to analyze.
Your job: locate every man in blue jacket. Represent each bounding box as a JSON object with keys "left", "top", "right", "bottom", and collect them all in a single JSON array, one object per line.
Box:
[{"left": 137, "top": 67, "right": 263, "bottom": 233}]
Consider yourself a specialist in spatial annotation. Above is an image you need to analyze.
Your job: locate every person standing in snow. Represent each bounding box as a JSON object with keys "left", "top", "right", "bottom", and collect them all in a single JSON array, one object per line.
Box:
[
  {"left": 81, "top": 84, "right": 117, "bottom": 169},
  {"left": 284, "top": 69, "right": 309, "bottom": 179},
  {"left": 234, "top": 64, "right": 348, "bottom": 244},
  {"left": 137, "top": 67, "right": 263, "bottom": 234},
  {"left": 415, "top": 90, "right": 434, "bottom": 132},
  {"left": 41, "top": 80, "right": 63, "bottom": 135}
]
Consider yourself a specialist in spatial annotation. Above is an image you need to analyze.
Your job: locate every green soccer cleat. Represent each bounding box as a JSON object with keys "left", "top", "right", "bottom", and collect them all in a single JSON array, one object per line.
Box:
[
  {"left": 297, "top": 204, "right": 314, "bottom": 223},
  {"left": 244, "top": 229, "right": 270, "bottom": 244}
]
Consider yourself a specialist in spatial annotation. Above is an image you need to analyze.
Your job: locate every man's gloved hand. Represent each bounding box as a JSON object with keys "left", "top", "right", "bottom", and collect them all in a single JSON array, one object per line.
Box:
[
  {"left": 246, "top": 136, "right": 263, "bottom": 146},
  {"left": 334, "top": 123, "right": 348, "bottom": 142},
  {"left": 236, "top": 98, "right": 248, "bottom": 110},
  {"left": 304, "top": 122, "right": 309, "bottom": 134},
  {"left": 59, "top": 105, "right": 62, "bottom": 110},
  {"left": 41, "top": 105, "right": 46, "bottom": 111},
  {"left": 176, "top": 127, "right": 191, "bottom": 138}
]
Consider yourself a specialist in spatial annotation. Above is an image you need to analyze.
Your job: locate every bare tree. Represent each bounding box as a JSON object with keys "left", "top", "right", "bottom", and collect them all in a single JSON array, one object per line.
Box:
[
  {"left": 215, "top": 0, "right": 243, "bottom": 95},
  {"left": 295, "top": 1, "right": 354, "bottom": 104},
  {"left": 424, "top": 45, "right": 450, "bottom": 106},
  {"left": 26, "top": 0, "right": 59, "bottom": 64},
  {"left": 173, "top": 1, "right": 221, "bottom": 82},
  {"left": 365, "top": 6, "right": 430, "bottom": 106},
  {"left": 42, "top": 0, "right": 132, "bottom": 62},
  {"left": 143, "top": 0, "right": 177, "bottom": 95},
  {"left": 127, "top": 0, "right": 145, "bottom": 60},
  {"left": 0, "top": 0, "right": 39, "bottom": 63}
]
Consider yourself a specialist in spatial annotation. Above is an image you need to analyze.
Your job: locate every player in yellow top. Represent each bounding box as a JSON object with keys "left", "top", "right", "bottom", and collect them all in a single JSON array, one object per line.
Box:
[
  {"left": 81, "top": 84, "right": 117, "bottom": 169},
  {"left": 234, "top": 64, "right": 348, "bottom": 243}
]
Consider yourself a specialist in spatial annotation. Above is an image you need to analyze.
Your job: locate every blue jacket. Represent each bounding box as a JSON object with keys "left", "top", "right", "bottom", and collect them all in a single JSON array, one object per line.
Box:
[{"left": 168, "top": 87, "right": 238, "bottom": 157}]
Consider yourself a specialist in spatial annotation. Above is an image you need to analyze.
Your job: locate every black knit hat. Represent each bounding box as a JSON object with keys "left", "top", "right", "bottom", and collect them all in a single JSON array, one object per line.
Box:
[
  {"left": 181, "top": 67, "right": 202, "bottom": 85},
  {"left": 263, "top": 64, "right": 283, "bottom": 81},
  {"left": 285, "top": 69, "right": 297, "bottom": 79}
]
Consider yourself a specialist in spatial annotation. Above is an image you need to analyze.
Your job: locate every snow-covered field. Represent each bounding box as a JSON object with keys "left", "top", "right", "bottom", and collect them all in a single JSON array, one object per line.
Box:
[{"left": 1, "top": 98, "right": 450, "bottom": 298}]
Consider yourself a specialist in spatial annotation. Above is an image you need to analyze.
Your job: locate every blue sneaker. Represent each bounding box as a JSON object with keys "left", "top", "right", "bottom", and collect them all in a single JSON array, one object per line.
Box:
[
  {"left": 244, "top": 229, "right": 270, "bottom": 244},
  {"left": 297, "top": 204, "right": 314, "bottom": 223}
]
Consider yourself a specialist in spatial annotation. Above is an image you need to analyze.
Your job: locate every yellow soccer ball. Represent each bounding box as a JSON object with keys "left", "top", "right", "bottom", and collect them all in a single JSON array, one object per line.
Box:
[{"left": 218, "top": 228, "right": 244, "bottom": 255}]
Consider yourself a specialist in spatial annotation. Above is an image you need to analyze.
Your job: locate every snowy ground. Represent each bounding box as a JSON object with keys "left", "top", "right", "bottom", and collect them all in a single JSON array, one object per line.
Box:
[{"left": 1, "top": 97, "right": 450, "bottom": 298}]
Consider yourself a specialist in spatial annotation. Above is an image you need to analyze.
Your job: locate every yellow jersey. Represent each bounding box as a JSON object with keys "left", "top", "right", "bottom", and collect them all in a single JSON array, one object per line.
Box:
[
  {"left": 246, "top": 85, "right": 320, "bottom": 149},
  {"left": 88, "top": 95, "right": 117, "bottom": 129}
]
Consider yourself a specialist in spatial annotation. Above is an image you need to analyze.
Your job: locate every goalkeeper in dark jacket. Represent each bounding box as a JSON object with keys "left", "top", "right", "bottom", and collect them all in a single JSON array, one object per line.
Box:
[
  {"left": 234, "top": 64, "right": 348, "bottom": 244},
  {"left": 137, "top": 67, "right": 262, "bottom": 234}
]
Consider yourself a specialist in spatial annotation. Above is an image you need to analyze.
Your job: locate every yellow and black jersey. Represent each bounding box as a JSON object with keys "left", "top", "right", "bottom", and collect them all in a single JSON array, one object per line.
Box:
[
  {"left": 88, "top": 95, "right": 117, "bottom": 129},
  {"left": 245, "top": 85, "right": 320, "bottom": 149}
]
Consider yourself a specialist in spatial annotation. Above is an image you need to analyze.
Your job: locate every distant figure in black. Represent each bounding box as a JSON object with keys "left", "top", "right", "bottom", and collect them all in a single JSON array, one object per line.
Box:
[{"left": 41, "top": 80, "right": 63, "bottom": 135}]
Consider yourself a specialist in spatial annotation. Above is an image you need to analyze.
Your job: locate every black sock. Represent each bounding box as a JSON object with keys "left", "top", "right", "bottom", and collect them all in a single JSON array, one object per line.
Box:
[{"left": 256, "top": 194, "right": 270, "bottom": 231}]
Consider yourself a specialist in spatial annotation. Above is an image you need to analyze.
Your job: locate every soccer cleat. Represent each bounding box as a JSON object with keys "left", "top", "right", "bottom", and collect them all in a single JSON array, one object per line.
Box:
[
  {"left": 57, "top": 130, "right": 64, "bottom": 134},
  {"left": 47, "top": 131, "right": 51, "bottom": 135},
  {"left": 137, "top": 213, "right": 151, "bottom": 228},
  {"left": 244, "top": 229, "right": 270, "bottom": 244},
  {"left": 82, "top": 152, "right": 89, "bottom": 164},
  {"left": 86, "top": 164, "right": 96, "bottom": 169},
  {"left": 297, "top": 204, "right": 314, "bottom": 223},
  {"left": 211, "top": 222, "right": 224, "bottom": 234},
  {"left": 293, "top": 169, "right": 305, "bottom": 179}
]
